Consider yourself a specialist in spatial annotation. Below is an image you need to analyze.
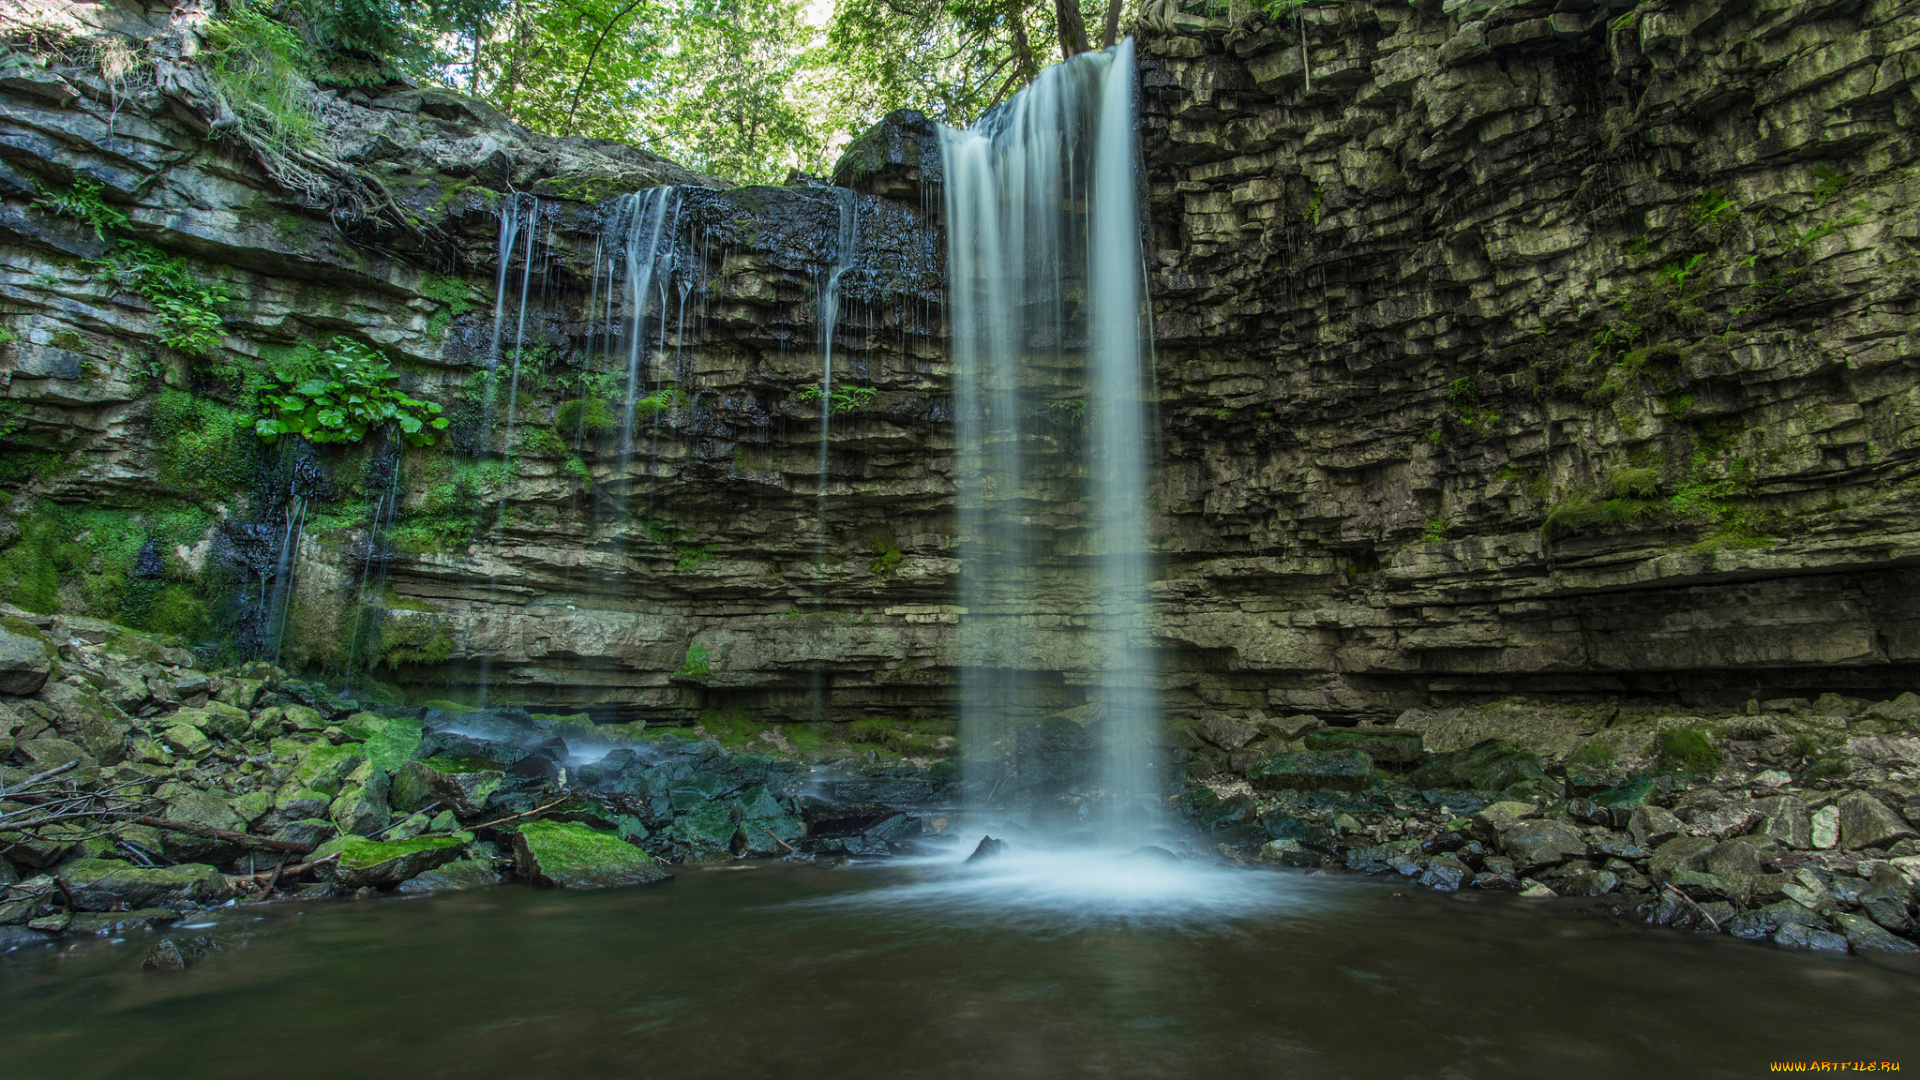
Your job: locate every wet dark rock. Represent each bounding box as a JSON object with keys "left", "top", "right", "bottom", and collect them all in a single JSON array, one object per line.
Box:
[
  {"left": 1835, "top": 912, "right": 1920, "bottom": 953},
  {"left": 395, "top": 859, "right": 504, "bottom": 894},
  {"left": 831, "top": 109, "right": 941, "bottom": 198},
  {"left": 1628, "top": 806, "right": 1685, "bottom": 849},
  {"left": 1419, "top": 855, "right": 1470, "bottom": 891},
  {"left": 1774, "top": 923, "right": 1851, "bottom": 952},
  {"left": 335, "top": 836, "right": 466, "bottom": 888},
  {"left": 966, "top": 836, "right": 1009, "bottom": 863},
  {"left": 1726, "top": 900, "right": 1829, "bottom": 942},
  {"left": 141, "top": 939, "right": 188, "bottom": 972},
  {"left": 1859, "top": 865, "right": 1914, "bottom": 932},
  {"left": 1557, "top": 868, "right": 1619, "bottom": 897}
]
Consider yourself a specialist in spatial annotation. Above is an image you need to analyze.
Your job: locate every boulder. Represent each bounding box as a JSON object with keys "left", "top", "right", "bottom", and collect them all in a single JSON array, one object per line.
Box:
[
  {"left": 391, "top": 757, "right": 505, "bottom": 817},
  {"left": 394, "top": 859, "right": 503, "bottom": 894},
  {"left": 1687, "top": 803, "right": 1760, "bottom": 839},
  {"left": 1470, "top": 800, "right": 1536, "bottom": 842},
  {"left": 1860, "top": 863, "right": 1914, "bottom": 932},
  {"left": 0, "top": 622, "right": 53, "bottom": 694},
  {"left": 1404, "top": 740, "right": 1549, "bottom": 795},
  {"left": 1246, "top": 750, "right": 1373, "bottom": 792},
  {"left": 1198, "top": 715, "right": 1261, "bottom": 751},
  {"left": 967, "top": 836, "right": 1009, "bottom": 862},
  {"left": 155, "top": 785, "right": 247, "bottom": 861},
  {"left": 167, "top": 702, "right": 252, "bottom": 740},
  {"left": 669, "top": 801, "right": 738, "bottom": 856},
  {"left": 1419, "top": 854, "right": 1471, "bottom": 891},
  {"left": 1726, "top": 899, "right": 1828, "bottom": 941},
  {"left": 1774, "top": 922, "right": 1851, "bottom": 952},
  {"left": 329, "top": 781, "right": 390, "bottom": 838},
  {"left": 17, "top": 736, "right": 93, "bottom": 771},
  {"left": 513, "top": 820, "right": 671, "bottom": 889},
  {"left": 1628, "top": 805, "right": 1685, "bottom": 848},
  {"left": 1750, "top": 794, "right": 1812, "bottom": 849},
  {"left": 1647, "top": 836, "right": 1716, "bottom": 882},
  {"left": 1837, "top": 792, "right": 1916, "bottom": 850},
  {"left": 56, "top": 859, "right": 231, "bottom": 910},
  {"left": 160, "top": 724, "right": 212, "bottom": 759},
  {"left": 1497, "top": 819, "right": 1586, "bottom": 870},
  {"left": 335, "top": 836, "right": 466, "bottom": 888}
]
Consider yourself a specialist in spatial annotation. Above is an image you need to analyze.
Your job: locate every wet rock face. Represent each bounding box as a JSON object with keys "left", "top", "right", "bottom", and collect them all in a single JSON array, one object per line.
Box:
[{"left": 2, "top": 1, "right": 1919, "bottom": 727}]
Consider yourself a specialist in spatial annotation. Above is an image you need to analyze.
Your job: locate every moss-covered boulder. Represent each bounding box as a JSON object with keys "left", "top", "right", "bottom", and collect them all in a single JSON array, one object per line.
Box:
[
  {"left": 1405, "top": 740, "right": 1551, "bottom": 796},
  {"left": 57, "top": 859, "right": 231, "bottom": 911},
  {"left": 335, "top": 835, "right": 467, "bottom": 888},
  {"left": 513, "top": 820, "right": 672, "bottom": 889},
  {"left": 1247, "top": 750, "right": 1374, "bottom": 792},
  {"left": 168, "top": 701, "right": 252, "bottom": 740},
  {"left": 362, "top": 716, "right": 424, "bottom": 777},
  {"left": 329, "top": 780, "right": 390, "bottom": 838},
  {"left": 668, "top": 801, "right": 739, "bottom": 857},
  {"left": 154, "top": 783, "right": 247, "bottom": 860},
  {"left": 392, "top": 756, "right": 505, "bottom": 816}
]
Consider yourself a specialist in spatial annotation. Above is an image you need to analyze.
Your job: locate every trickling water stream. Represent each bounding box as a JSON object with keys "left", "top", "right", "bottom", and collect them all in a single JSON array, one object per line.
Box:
[{"left": 941, "top": 40, "right": 1161, "bottom": 841}]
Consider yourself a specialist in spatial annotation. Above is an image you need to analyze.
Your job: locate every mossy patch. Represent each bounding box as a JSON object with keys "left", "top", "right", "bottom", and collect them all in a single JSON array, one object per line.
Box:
[{"left": 514, "top": 819, "right": 671, "bottom": 888}]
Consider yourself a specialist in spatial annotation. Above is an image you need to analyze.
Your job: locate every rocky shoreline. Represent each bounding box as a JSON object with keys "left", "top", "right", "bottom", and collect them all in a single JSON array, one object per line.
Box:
[
  {"left": 1183, "top": 700, "right": 1920, "bottom": 954},
  {"left": 5, "top": 604, "right": 1918, "bottom": 963}
]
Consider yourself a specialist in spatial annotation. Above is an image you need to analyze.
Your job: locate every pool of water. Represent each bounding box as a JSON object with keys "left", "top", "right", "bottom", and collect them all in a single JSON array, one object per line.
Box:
[{"left": 5, "top": 853, "right": 1917, "bottom": 1079}]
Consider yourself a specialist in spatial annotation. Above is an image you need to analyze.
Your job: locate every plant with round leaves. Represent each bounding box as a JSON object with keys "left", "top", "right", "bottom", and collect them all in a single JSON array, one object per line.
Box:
[{"left": 254, "top": 337, "right": 449, "bottom": 447}]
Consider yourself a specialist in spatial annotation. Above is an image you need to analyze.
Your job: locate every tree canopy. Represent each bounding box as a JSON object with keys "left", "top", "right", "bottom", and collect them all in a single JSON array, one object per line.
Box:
[{"left": 244, "top": 0, "right": 1133, "bottom": 184}]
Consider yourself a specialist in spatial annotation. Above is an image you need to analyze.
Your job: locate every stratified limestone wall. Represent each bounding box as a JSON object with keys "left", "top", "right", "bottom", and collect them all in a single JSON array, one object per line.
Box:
[
  {"left": 1137, "top": 0, "right": 1920, "bottom": 719},
  {"left": 2, "top": 0, "right": 1919, "bottom": 728}
]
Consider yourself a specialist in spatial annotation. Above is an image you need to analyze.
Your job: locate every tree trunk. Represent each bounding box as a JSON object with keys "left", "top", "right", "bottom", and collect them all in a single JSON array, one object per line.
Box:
[
  {"left": 1055, "top": 0, "right": 1091, "bottom": 57},
  {"left": 1102, "top": 0, "right": 1123, "bottom": 47}
]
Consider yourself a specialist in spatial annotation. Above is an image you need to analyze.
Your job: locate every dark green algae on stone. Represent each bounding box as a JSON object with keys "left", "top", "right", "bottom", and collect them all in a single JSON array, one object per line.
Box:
[{"left": 513, "top": 820, "right": 672, "bottom": 889}]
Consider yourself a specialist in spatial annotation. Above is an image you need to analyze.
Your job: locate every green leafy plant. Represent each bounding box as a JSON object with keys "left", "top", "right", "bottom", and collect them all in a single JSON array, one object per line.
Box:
[
  {"left": 795, "top": 383, "right": 876, "bottom": 413},
  {"left": 96, "top": 244, "right": 232, "bottom": 355},
  {"left": 254, "top": 337, "right": 449, "bottom": 447},
  {"left": 32, "top": 177, "right": 129, "bottom": 238},
  {"left": 1420, "top": 518, "right": 1447, "bottom": 544},
  {"left": 678, "top": 641, "right": 712, "bottom": 677}
]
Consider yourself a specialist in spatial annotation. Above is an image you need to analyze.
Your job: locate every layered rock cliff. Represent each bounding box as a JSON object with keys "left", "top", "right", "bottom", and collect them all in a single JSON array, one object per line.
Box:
[{"left": 2, "top": 0, "right": 1917, "bottom": 734}]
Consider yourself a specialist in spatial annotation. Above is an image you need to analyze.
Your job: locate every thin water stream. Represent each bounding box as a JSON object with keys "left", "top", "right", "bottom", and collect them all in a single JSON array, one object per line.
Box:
[{"left": 5, "top": 859, "right": 1915, "bottom": 1079}]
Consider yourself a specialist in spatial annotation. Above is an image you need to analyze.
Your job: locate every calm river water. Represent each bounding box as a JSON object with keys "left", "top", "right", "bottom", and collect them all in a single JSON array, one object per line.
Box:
[{"left": 4, "top": 854, "right": 1917, "bottom": 1079}]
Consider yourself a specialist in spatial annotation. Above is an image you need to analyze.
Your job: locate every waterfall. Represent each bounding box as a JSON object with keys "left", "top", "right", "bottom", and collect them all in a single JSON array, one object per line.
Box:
[
  {"left": 812, "top": 189, "right": 859, "bottom": 716},
  {"left": 474, "top": 192, "right": 543, "bottom": 706},
  {"left": 604, "top": 189, "right": 680, "bottom": 513},
  {"left": 940, "top": 39, "right": 1160, "bottom": 840}
]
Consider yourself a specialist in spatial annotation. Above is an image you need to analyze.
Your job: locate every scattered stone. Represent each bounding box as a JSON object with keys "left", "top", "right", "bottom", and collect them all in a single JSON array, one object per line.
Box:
[
  {"left": 1518, "top": 879, "right": 1555, "bottom": 898},
  {"left": 1558, "top": 868, "right": 1618, "bottom": 897},
  {"left": 1302, "top": 728, "right": 1425, "bottom": 765},
  {"left": 392, "top": 757, "right": 504, "bottom": 817},
  {"left": 0, "top": 623, "right": 53, "bottom": 695}
]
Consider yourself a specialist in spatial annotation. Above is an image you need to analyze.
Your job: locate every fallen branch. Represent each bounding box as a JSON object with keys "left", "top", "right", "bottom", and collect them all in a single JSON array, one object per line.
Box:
[
  {"left": 467, "top": 798, "right": 571, "bottom": 834},
  {"left": 228, "top": 851, "right": 338, "bottom": 888},
  {"left": 368, "top": 802, "right": 440, "bottom": 840},
  {"left": 763, "top": 827, "right": 798, "bottom": 855},
  {"left": 252, "top": 857, "right": 286, "bottom": 903},
  {"left": 132, "top": 816, "right": 311, "bottom": 853},
  {"left": 1664, "top": 882, "right": 1722, "bottom": 933}
]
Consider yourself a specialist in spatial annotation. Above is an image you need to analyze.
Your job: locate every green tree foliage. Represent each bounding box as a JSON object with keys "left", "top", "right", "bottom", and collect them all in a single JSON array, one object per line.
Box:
[{"left": 258, "top": 0, "right": 1125, "bottom": 185}]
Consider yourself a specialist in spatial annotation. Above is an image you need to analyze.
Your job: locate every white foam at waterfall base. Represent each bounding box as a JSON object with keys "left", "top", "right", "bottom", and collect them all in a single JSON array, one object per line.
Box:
[
  {"left": 803, "top": 849, "right": 1329, "bottom": 930},
  {"left": 800, "top": 844, "right": 1337, "bottom": 931}
]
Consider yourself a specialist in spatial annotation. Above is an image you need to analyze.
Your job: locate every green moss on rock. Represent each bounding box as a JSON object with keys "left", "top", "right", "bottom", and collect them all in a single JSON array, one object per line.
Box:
[{"left": 513, "top": 819, "right": 672, "bottom": 889}]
